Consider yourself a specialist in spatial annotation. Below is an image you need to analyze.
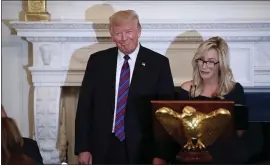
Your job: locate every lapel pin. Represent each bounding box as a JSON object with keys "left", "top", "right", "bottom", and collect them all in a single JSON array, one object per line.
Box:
[{"left": 142, "top": 62, "right": 146, "bottom": 66}]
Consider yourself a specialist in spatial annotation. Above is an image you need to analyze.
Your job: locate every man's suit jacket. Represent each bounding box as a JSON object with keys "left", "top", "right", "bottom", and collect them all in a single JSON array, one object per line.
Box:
[{"left": 75, "top": 45, "right": 175, "bottom": 164}]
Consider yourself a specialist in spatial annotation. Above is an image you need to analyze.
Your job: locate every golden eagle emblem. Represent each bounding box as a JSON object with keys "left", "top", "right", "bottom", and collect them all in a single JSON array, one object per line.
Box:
[{"left": 155, "top": 106, "right": 231, "bottom": 150}]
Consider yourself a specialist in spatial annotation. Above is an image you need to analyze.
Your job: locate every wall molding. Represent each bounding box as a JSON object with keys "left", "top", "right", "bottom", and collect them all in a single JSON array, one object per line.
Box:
[
  {"left": 23, "top": 36, "right": 270, "bottom": 43},
  {"left": 11, "top": 21, "right": 270, "bottom": 30}
]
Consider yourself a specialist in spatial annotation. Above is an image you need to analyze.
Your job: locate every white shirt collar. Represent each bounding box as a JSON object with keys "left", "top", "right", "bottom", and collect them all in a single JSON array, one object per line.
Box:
[{"left": 118, "top": 42, "right": 140, "bottom": 60}]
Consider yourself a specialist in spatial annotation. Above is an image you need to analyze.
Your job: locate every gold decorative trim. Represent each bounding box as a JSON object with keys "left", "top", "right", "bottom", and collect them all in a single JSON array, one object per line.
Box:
[{"left": 24, "top": 0, "right": 50, "bottom": 21}]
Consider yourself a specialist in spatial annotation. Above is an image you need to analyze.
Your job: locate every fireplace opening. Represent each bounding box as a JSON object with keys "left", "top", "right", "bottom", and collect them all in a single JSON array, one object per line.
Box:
[{"left": 58, "top": 86, "right": 80, "bottom": 164}]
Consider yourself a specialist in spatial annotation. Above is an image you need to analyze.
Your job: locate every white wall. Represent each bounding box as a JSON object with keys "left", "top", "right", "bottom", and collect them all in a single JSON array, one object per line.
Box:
[
  {"left": 2, "top": 0, "right": 270, "bottom": 138},
  {"left": 2, "top": 12, "right": 30, "bottom": 137},
  {"left": 54, "top": 1, "right": 270, "bottom": 22}
]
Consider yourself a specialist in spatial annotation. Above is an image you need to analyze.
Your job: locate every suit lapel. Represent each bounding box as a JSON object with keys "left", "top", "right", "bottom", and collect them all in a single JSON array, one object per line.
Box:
[
  {"left": 107, "top": 47, "right": 118, "bottom": 116},
  {"left": 129, "top": 45, "right": 147, "bottom": 96}
]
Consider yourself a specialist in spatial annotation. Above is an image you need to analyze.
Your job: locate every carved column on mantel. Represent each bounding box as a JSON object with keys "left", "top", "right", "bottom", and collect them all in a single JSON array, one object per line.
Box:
[
  {"left": 27, "top": 41, "right": 63, "bottom": 164},
  {"left": 34, "top": 86, "right": 61, "bottom": 164},
  {"left": 10, "top": 20, "right": 270, "bottom": 164}
]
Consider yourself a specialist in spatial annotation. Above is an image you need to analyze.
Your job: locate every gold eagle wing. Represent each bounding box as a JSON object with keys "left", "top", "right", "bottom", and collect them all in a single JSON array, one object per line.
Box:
[
  {"left": 199, "top": 108, "right": 232, "bottom": 146},
  {"left": 155, "top": 107, "right": 185, "bottom": 145}
]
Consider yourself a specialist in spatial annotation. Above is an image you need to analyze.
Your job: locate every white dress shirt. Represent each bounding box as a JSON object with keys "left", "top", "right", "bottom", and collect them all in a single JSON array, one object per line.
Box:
[{"left": 112, "top": 44, "right": 140, "bottom": 132}]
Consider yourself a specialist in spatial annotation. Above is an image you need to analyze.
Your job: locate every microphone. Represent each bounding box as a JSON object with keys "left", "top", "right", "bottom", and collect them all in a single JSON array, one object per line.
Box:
[{"left": 189, "top": 85, "right": 193, "bottom": 100}]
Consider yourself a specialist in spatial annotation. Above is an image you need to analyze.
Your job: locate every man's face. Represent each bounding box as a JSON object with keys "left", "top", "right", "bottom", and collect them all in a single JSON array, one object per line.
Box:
[{"left": 110, "top": 22, "right": 141, "bottom": 55}]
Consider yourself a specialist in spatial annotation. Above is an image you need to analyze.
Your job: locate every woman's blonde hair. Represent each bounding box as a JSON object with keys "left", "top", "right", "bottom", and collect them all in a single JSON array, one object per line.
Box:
[
  {"left": 109, "top": 10, "right": 141, "bottom": 31},
  {"left": 1, "top": 117, "right": 24, "bottom": 164},
  {"left": 191, "top": 36, "right": 235, "bottom": 98}
]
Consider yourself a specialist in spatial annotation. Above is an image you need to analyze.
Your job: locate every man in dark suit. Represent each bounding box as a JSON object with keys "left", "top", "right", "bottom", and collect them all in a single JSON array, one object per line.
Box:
[{"left": 75, "top": 10, "right": 175, "bottom": 164}]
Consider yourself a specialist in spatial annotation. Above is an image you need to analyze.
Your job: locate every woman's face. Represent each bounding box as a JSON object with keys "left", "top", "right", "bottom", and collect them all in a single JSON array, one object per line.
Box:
[{"left": 196, "top": 49, "right": 220, "bottom": 81}]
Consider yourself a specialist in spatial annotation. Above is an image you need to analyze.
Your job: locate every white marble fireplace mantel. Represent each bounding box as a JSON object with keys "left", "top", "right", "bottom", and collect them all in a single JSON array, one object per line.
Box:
[{"left": 10, "top": 20, "right": 270, "bottom": 164}]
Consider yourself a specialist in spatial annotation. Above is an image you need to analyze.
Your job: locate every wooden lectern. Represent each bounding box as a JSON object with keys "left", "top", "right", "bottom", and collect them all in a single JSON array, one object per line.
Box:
[{"left": 151, "top": 100, "right": 237, "bottom": 164}]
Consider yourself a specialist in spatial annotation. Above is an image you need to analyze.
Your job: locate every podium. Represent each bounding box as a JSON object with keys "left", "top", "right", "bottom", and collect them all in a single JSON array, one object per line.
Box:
[{"left": 151, "top": 100, "right": 245, "bottom": 164}]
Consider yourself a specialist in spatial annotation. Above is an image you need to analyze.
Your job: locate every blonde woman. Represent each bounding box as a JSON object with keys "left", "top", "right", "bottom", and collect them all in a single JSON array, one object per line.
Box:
[
  {"left": 179, "top": 36, "right": 248, "bottom": 132},
  {"left": 179, "top": 36, "right": 245, "bottom": 103},
  {"left": 174, "top": 36, "right": 249, "bottom": 164}
]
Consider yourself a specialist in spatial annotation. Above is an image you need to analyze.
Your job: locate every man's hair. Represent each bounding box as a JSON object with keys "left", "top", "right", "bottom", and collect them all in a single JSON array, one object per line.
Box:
[
  {"left": 109, "top": 10, "right": 141, "bottom": 30},
  {"left": 191, "top": 36, "right": 235, "bottom": 98}
]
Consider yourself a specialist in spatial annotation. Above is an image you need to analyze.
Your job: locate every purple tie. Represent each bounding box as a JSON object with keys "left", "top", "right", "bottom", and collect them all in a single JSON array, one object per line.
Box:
[{"left": 114, "top": 55, "right": 130, "bottom": 141}]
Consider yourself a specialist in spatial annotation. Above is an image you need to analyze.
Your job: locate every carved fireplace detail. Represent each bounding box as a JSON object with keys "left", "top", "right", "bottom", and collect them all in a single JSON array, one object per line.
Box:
[{"left": 10, "top": 21, "right": 270, "bottom": 164}]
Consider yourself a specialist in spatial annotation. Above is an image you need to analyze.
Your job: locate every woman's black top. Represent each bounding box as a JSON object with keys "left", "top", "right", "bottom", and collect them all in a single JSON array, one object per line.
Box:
[{"left": 177, "top": 82, "right": 245, "bottom": 104}]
